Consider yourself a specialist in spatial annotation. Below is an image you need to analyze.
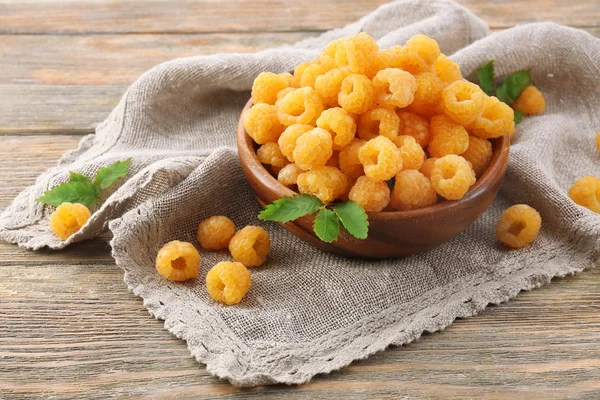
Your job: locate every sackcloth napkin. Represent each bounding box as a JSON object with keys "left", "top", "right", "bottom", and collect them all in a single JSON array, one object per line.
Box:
[{"left": 1, "top": 0, "right": 599, "bottom": 386}]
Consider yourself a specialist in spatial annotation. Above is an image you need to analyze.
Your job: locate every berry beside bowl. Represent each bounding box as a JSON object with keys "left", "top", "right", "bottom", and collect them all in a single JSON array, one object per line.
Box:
[{"left": 237, "top": 98, "right": 510, "bottom": 259}]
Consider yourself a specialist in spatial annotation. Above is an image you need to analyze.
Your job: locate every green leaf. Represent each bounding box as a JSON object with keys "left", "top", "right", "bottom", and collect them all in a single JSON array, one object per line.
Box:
[
  {"left": 69, "top": 171, "right": 93, "bottom": 185},
  {"left": 93, "top": 158, "right": 131, "bottom": 189},
  {"left": 514, "top": 109, "right": 526, "bottom": 125},
  {"left": 313, "top": 208, "right": 340, "bottom": 243},
  {"left": 334, "top": 201, "right": 369, "bottom": 240},
  {"left": 477, "top": 60, "right": 495, "bottom": 96},
  {"left": 496, "top": 70, "right": 530, "bottom": 105},
  {"left": 258, "top": 194, "right": 322, "bottom": 223},
  {"left": 35, "top": 181, "right": 100, "bottom": 208}
]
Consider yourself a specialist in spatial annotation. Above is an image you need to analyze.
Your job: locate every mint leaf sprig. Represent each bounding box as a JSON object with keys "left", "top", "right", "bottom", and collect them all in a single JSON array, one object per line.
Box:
[
  {"left": 36, "top": 159, "right": 131, "bottom": 208},
  {"left": 475, "top": 60, "right": 531, "bottom": 125},
  {"left": 258, "top": 194, "right": 369, "bottom": 243}
]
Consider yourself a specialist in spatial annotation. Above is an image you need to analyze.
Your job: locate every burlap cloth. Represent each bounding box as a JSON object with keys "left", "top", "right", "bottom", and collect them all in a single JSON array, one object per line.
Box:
[{"left": 1, "top": 0, "right": 599, "bottom": 387}]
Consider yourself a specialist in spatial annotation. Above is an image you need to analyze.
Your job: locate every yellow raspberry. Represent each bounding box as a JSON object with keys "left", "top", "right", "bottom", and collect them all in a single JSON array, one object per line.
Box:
[
  {"left": 398, "top": 111, "right": 430, "bottom": 147},
  {"left": 372, "top": 68, "right": 417, "bottom": 108},
  {"left": 257, "top": 142, "right": 288, "bottom": 168},
  {"left": 441, "top": 81, "right": 486, "bottom": 126},
  {"left": 297, "top": 166, "right": 348, "bottom": 204},
  {"left": 375, "top": 45, "right": 403, "bottom": 70},
  {"left": 206, "top": 261, "right": 252, "bottom": 305},
  {"left": 229, "top": 226, "right": 270, "bottom": 267},
  {"left": 391, "top": 170, "right": 437, "bottom": 211},
  {"left": 338, "top": 74, "right": 375, "bottom": 115},
  {"left": 197, "top": 216, "right": 236, "bottom": 250},
  {"left": 348, "top": 175, "right": 391, "bottom": 212},
  {"left": 336, "top": 33, "right": 379, "bottom": 76},
  {"left": 428, "top": 115, "right": 469, "bottom": 158},
  {"left": 496, "top": 205, "right": 542, "bottom": 248},
  {"left": 316, "top": 107, "right": 357, "bottom": 151},
  {"left": 513, "top": 85, "right": 546, "bottom": 115},
  {"left": 394, "top": 135, "right": 425, "bottom": 170},
  {"left": 244, "top": 103, "right": 284, "bottom": 145},
  {"left": 434, "top": 54, "right": 462, "bottom": 84},
  {"left": 278, "top": 124, "right": 313, "bottom": 162},
  {"left": 407, "top": 72, "right": 445, "bottom": 116},
  {"left": 277, "top": 163, "right": 304, "bottom": 187},
  {"left": 293, "top": 127, "right": 333, "bottom": 171},
  {"left": 469, "top": 96, "right": 515, "bottom": 139},
  {"left": 251, "top": 72, "right": 292, "bottom": 105},
  {"left": 318, "top": 39, "right": 342, "bottom": 71},
  {"left": 461, "top": 136, "right": 493, "bottom": 178},
  {"left": 277, "top": 87, "right": 295, "bottom": 101},
  {"left": 314, "top": 67, "right": 353, "bottom": 108},
  {"left": 299, "top": 63, "right": 328, "bottom": 89},
  {"left": 292, "top": 61, "right": 313, "bottom": 87},
  {"left": 358, "top": 136, "right": 402, "bottom": 182},
  {"left": 49, "top": 202, "right": 91, "bottom": 240},
  {"left": 430, "top": 155, "right": 476, "bottom": 200},
  {"left": 358, "top": 107, "right": 400, "bottom": 141},
  {"left": 568, "top": 176, "right": 600, "bottom": 213},
  {"left": 155, "top": 240, "right": 200, "bottom": 282},
  {"left": 419, "top": 157, "right": 438, "bottom": 179},
  {"left": 276, "top": 87, "right": 324, "bottom": 126},
  {"left": 339, "top": 138, "right": 366, "bottom": 178},
  {"left": 403, "top": 34, "right": 441, "bottom": 65}
]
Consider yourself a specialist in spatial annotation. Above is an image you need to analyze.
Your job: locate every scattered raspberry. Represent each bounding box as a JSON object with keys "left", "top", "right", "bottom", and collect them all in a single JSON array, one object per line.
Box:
[
  {"left": 407, "top": 72, "right": 445, "bottom": 116},
  {"left": 251, "top": 72, "right": 292, "bottom": 105},
  {"left": 206, "top": 261, "right": 252, "bottom": 305},
  {"left": 348, "top": 175, "right": 391, "bottom": 212},
  {"left": 428, "top": 115, "right": 469, "bottom": 158},
  {"left": 316, "top": 107, "right": 357, "bottom": 150},
  {"left": 433, "top": 54, "right": 462, "bottom": 84},
  {"left": 358, "top": 136, "right": 402, "bottom": 182},
  {"left": 375, "top": 46, "right": 403, "bottom": 70},
  {"left": 278, "top": 124, "right": 313, "bottom": 162},
  {"left": 441, "top": 81, "right": 486, "bottom": 126},
  {"left": 155, "top": 240, "right": 200, "bottom": 281},
  {"left": 314, "top": 67, "right": 352, "bottom": 108},
  {"left": 468, "top": 96, "right": 515, "bottom": 139},
  {"left": 372, "top": 68, "right": 417, "bottom": 108},
  {"left": 403, "top": 34, "right": 441, "bottom": 65},
  {"left": 461, "top": 136, "right": 493, "bottom": 178},
  {"left": 398, "top": 111, "right": 430, "bottom": 147},
  {"left": 339, "top": 138, "right": 366, "bottom": 178},
  {"left": 338, "top": 33, "right": 379, "bottom": 76},
  {"left": 292, "top": 61, "right": 313, "bottom": 87},
  {"left": 358, "top": 107, "right": 400, "bottom": 141},
  {"left": 197, "top": 216, "right": 236, "bottom": 250},
  {"left": 277, "top": 87, "right": 295, "bottom": 101},
  {"left": 297, "top": 166, "right": 348, "bottom": 203},
  {"left": 395, "top": 49, "right": 429, "bottom": 75},
  {"left": 299, "top": 63, "right": 328, "bottom": 89},
  {"left": 244, "top": 103, "right": 284, "bottom": 145},
  {"left": 276, "top": 87, "right": 324, "bottom": 126},
  {"left": 419, "top": 157, "right": 438, "bottom": 179},
  {"left": 277, "top": 163, "right": 304, "bottom": 187},
  {"left": 229, "top": 226, "right": 271, "bottom": 267},
  {"left": 391, "top": 169, "right": 437, "bottom": 211},
  {"left": 568, "top": 176, "right": 600, "bottom": 213},
  {"left": 318, "top": 39, "right": 341, "bottom": 71},
  {"left": 293, "top": 127, "right": 333, "bottom": 170},
  {"left": 338, "top": 74, "right": 375, "bottom": 114},
  {"left": 257, "top": 142, "right": 288, "bottom": 168},
  {"left": 430, "top": 155, "right": 476, "bottom": 200},
  {"left": 395, "top": 135, "right": 425, "bottom": 170},
  {"left": 496, "top": 204, "right": 542, "bottom": 248},
  {"left": 49, "top": 202, "right": 91, "bottom": 240},
  {"left": 513, "top": 85, "right": 546, "bottom": 115}
]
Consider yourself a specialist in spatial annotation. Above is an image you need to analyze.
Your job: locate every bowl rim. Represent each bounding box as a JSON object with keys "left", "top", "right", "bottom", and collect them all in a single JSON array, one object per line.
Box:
[{"left": 237, "top": 98, "right": 510, "bottom": 222}]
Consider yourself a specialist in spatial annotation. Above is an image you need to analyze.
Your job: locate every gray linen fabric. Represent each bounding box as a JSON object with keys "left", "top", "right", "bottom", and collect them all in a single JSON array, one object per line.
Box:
[{"left": 1, "top": 0, "right": 599, "bottom": 387}]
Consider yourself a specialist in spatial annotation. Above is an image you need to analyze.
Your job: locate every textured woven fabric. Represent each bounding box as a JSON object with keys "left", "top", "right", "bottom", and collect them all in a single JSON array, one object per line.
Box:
[{"left": 1, "top": 0, "right": 599, "bottom": 387}]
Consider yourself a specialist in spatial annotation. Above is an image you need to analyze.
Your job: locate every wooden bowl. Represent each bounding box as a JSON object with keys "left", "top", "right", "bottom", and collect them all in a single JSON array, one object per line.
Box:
[{"left": 237, "top": 99, "right": 510, "bottom": 259}]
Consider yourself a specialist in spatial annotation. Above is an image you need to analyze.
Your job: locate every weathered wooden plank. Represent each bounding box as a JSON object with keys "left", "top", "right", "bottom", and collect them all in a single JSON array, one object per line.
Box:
[
  {"left": 0, "top": 0, "right": 597, "bottom": 34},
  {"left": 0, "top": 263, "right": 597, "bottom": 398}
]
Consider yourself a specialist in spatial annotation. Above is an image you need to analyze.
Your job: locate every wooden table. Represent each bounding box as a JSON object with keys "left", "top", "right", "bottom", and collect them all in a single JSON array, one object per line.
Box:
[{"left": 0, "top": 1, "right": 599, "bottom": 398}]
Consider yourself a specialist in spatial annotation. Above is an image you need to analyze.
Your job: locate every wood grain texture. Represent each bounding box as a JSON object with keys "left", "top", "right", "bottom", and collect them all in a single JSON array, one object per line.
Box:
[
  {"left": 0, "top": 0, "right": 597, "bottom": 34},
  {"left": 1, "top": 0, "right": 599, "bottom": 398}
]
